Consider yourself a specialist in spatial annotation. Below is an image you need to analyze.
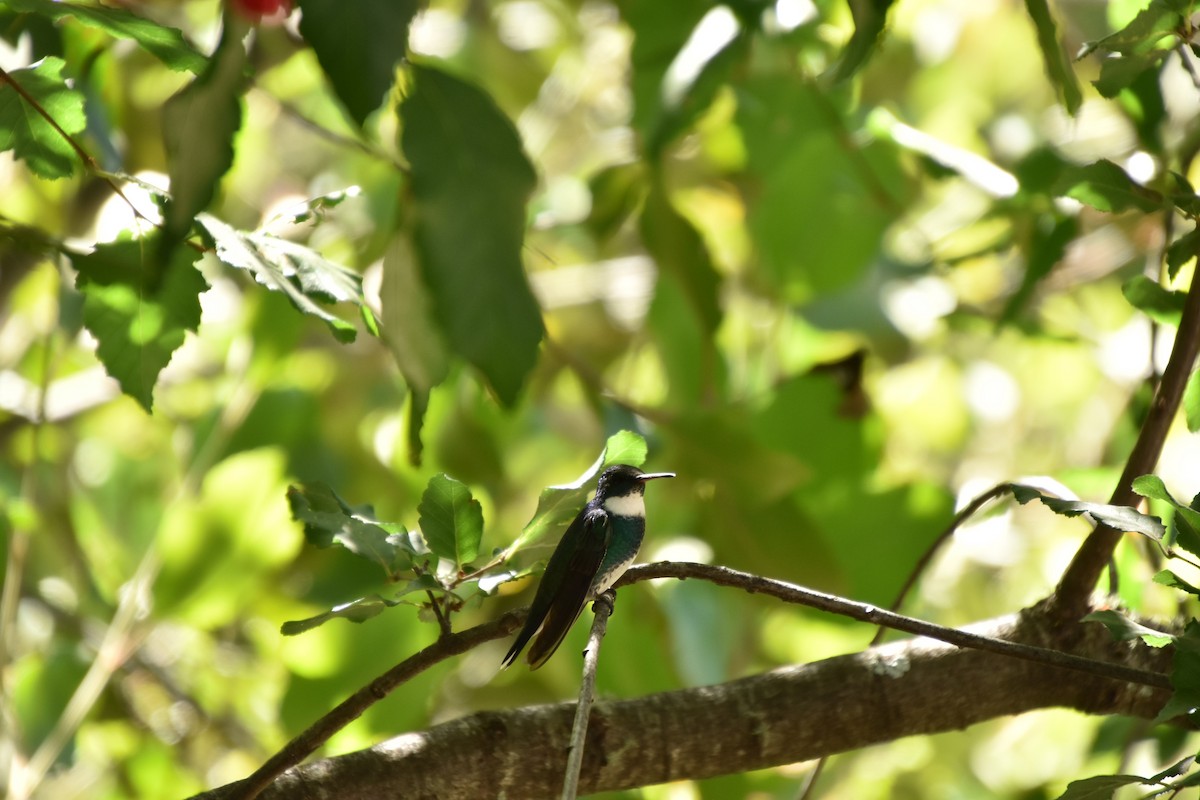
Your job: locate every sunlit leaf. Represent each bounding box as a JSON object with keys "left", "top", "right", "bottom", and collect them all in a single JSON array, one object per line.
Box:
[
  {"left": 1053, "top": 774, "right": 1149, "bottom": 800},
  {"left": 417, "top": 474, "right": 483, "bottom": 566},
  {"left": 286, "top": 483, "right": 412, "bottom": 576},
  {"left": 1154, "top": 569, "right": 1200, "bottom": 596},
  {"left": 1010, "top": 484, "right": 1165, "bottom": 540},
  {"left": 281, "top": 594, "right": 405, "bottom": 635},
  {"left": 1055, "top": 159, "right": 1162, "bottom": 213},
  {"left": 1184, "top": 370, "right": 1200, "bottom": 433},
  {"left": 1122, "top": 276, "right": 1185, "bottom": 325},
  {"left": 198, "top": 214, "right": 364, "bottom": 342},
  {"left": 71, "top": 236, "right": 208, "bottom": 412},
  {"left": 5, "top": 0, "right": 205, "bottom": 73},
  {"left": 380, "top": 233, "right": 449, "bottom": 393},
  {"left": 1154, "top": 620, "right": 1200, "bottom": 723},
  {"left": 0, "top": 57, "right": 86, "bottom": 179}
]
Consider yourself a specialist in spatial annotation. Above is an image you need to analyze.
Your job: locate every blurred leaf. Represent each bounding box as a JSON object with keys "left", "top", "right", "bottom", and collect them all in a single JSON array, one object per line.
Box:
[
  {"left": 266, "top": 185, "right": 362, "bottom": 227},
  {"left": 639, "top": 182, "right": 721, "bottom": 333},
  {"left": 0, "top": 56, "right": 85, "bottom": 179},
  {"left": 161, "top": 14, "right": 248, "bottom": 251},
  {"left": 830, "top": 0, "right": 895, "bottom": 84},
  {"left": 400, "top": 65, "right": 543, "bottom": 405},
  {"left": 282, "top": 594, "right": 405, "bottom": 635},
  {"left": 1080, "top": 0, "right": 1183, "bottom": 57},
  {"left": 1166, "top": 226, "right": 1200, "bottom": 280},
  {"left": 298, "top": 0, "right": 417, "bottom": 126},
  {"left": 417, "top": 474, "right": 483, "bottom": 566},
  {"left": 198, "top": 214, "right": 363, "bottom": 342},
  {"left": 1094, "top": 52, "right": 1164, "bottom": 98},
  {"left": 71, "top": 236, "right": 208, "bottom": 412},
  {"left": 620, "top": 0, "right": 714, "bottom": 157},
  {"left": 1184, "top": 369, "right": 1200, "bottom": 433},
  {"left": 649, "top": 26, "right": 749, "bottom": 158},
  {"left": 586, "top": 161, "right": 647, "bottom": 242},
  {"left": 508, "top": 430, "right": 648, "bottom": 555},
  {"left": 1054, "top": 159, "right": 1162, "bottom": 213},
  {"left": 1118, "top": 60, "right": 1167, "bottom": 150},
  {"left": 287, "top": 483, "right": 412, "bottom": 576},
  {"left": 1054, "top": 774, "right": 1149, "bottom": 800},
  {"left": 1155, "top": 620, "right": 1200, "bottom": 723},
  {"left": 1010, "top": 483, "right": 1165, "bottom": 539},
  {"left": 380, "top": 233, "right": 449, "bottom": 393},
  {"left": 1003, "top": 212, "right": 1077, "bottom": 321},
  {"left": 6, "top": 0, "right": 205, "bottom": 73},
  {"left": 1024, "top": 0, "right": 1082, "bottom": 113},
  {"left": 1155, "top": 569, "right": 1200, "bottom": 596},
  {"left": 1122, "top": 275, "right": 1185, "bottom": 325}
]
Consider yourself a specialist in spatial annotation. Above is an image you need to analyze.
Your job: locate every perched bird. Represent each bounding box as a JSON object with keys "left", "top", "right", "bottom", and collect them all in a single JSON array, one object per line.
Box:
[{"left": 503, "top": 464, "right": 675, "bottom": 669}]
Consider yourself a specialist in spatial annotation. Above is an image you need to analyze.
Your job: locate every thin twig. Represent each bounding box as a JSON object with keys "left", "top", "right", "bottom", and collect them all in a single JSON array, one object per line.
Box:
[
  {"left": 562, "top": 591, "right": 614, "bottom": 800},
  {"left": 617, "top": 562, "right": 1170, "bottom": 691},
  {"left": 201, "top": 608, "right": 527, "bottom": 800}
]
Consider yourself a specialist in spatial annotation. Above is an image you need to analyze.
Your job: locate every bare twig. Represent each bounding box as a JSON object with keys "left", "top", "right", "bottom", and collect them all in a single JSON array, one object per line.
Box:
[
  {"left": 562, "top": 591, "right": 614, "bottom": 800},
  {"left": 617, "top": 562, "right": 1170, "bottom": 691}
]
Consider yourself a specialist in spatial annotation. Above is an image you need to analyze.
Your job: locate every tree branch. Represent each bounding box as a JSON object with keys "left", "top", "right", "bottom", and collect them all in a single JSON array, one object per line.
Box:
[
  {"left": 562, "top": 592, "right": 614, "bottom": 800},
  {"left": 236, "top": 607, "right": 1171, "bottom": 800},
  {"left": 1051, "top": 269, "right": 1200, "bottom": 623}
]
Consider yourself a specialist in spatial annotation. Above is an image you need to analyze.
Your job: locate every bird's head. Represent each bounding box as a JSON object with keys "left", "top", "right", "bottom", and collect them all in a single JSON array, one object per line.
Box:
[{"left": 595, "top": 464, "right": 675, "bottom": 511}]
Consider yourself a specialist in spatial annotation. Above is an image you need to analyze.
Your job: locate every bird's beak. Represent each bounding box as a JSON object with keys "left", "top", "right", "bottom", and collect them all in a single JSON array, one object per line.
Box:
[{"left": 638, "top": 472, "right": 675, "bottom": 481}]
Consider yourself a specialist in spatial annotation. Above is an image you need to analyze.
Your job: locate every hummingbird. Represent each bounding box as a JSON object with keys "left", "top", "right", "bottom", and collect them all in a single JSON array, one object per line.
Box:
[{"left": 502, "top": 464, "right": 675, "bottom": 669}]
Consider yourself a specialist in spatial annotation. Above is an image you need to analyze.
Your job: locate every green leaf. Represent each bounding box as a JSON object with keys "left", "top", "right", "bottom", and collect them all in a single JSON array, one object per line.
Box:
[
  {"left": 1155, "top": 569, "right": 1200, "bottom": 596},
  {"left": 1184, "top": 369, "right": 1200, "bottom": 433},
  {"left": 400, "top": 65, "right": 543, "bottom": 405},
  {"left": 1024, "top": 0, "right": 1082, "bottom": 113},
  {"left": 830, "top": 0, "right": 895, "bottom": 84},
  {"left": 379, "top": 233, "right": 449, "bottom": 393},
  {"left": 1094, "top": 51, "right": 1165, "bottom": 98},
  {"left": 298, "top": 0, "right": 417, "bottom": 126},
  {"left": 197, "top": 214, "right": 363, "bottom": 343},
  {"left": 1010, "top": 484, "right": 1166, "bottom": 539},
  {"left": 1122, "top": 275, "right": 1186, "bottom": 325},
  {"left": 417, "top": 474, "right": 483, "bottom": 566},
  {"left": 1083, "top": 609, "right": 1175, "bottom": 647},
  {"left": 1165, "top": 226, "right": 1200, "bottom": 280},
  {"left": 1155, "top": 620, "right": 1200, "bottom": 723},
  {"left": 1054, "top": 159, "right": 1163, "bottom": 213},
  {"left": 1002, "top": 213, "right": 1077, "bottom": 321},
  {"left": 1132, "top": 474, "right": 1200, "bottom": 527},
  {"left": 161, "top": 14, "right": 249, "bottom": 250},
  {"left": 507, "top": 430, "right": 649, "bottom": 555},
  {"left": 1053, "top": 774, "right": 1149, "bottom": 800},
  {"left": 71, "top": 236, "right": 208, "bottom": 412},
  {"left": 281, "top": 594, "right": 404, "bottom": 635},
  {"left": 585, "top": 161, "right": 646, "bottom": 242},
  {"left": 286, "top": 483, "right": 412, "bottom": 576},
  {"left": 639, "top": 183, "right": 721, "bottom": 334},
  {"left": 1080, "top": 0, "right": 1182, "bottom": 58},
  {"left": 5, "top": 0, "right": 205, "bottom": 73},
  {"left": 0, "top": 56, "right": 86, "bottom": 179}
]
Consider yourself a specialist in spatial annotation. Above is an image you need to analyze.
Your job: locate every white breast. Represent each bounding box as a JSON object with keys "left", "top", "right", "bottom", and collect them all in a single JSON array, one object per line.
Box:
[{"left": 602, "top": 492, "right": 645, "bottom": 518}]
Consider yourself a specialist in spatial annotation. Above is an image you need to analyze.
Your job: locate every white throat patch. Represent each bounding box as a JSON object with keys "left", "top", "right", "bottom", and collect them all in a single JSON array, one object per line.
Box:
[{"left": 603, "top": 492, "right": 645, "bottom": 518}]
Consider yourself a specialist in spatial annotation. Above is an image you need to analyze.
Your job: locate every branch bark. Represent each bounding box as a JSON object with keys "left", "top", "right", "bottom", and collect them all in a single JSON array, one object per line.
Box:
[{"left": 241, "top": 604, "right": 1171, "bottom": 800}]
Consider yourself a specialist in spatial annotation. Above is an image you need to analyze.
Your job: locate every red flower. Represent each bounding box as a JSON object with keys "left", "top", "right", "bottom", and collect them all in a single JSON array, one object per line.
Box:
[{"left": 229, "top": 0, "right": 293, "bottom": 23}]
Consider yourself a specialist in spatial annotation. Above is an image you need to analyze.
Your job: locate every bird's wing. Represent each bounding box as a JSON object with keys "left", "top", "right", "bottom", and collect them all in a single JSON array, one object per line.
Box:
[
  {"left": 501, "top": 506, "right": 609, "bottom": 671},
  {"left": 512, "top": 508, "right": 611, "bottom": 670}
]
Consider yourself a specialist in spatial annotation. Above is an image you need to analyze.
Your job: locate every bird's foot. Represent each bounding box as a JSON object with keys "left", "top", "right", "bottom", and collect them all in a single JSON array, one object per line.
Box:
[{"left": 592, "top": 589, "right": 616, "bottom": 617}]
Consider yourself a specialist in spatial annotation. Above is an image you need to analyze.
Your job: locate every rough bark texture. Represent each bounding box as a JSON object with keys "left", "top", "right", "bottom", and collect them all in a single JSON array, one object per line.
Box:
[{"left": 251, "top": 607, "right": 1171, "bottom": 800}]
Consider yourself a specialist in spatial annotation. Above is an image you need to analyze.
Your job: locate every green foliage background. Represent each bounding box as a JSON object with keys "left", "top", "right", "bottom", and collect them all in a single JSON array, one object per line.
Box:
[{"left": 2, "top": 0, "right": 1200, "bottom": 798}]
